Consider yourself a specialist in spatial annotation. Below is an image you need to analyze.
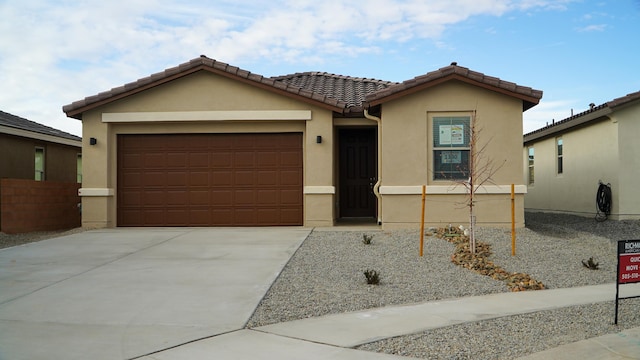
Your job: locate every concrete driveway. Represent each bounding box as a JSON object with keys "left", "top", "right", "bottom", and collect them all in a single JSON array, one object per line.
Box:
[{"left": 0, "top": 227, "right": 310, "bottom": 360}]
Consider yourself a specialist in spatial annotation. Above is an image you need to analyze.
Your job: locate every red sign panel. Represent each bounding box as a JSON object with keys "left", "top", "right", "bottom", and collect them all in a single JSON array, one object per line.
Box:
[{"left": 618, "top": 240, "right": 640, "bottom": 284}]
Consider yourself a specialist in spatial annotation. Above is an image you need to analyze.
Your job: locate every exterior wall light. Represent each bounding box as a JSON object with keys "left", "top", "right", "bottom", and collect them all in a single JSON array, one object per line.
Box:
[
  {"left": 89, "top": 137, "right": 97, "bottom": 145},
  {"left": 316, "top": 135, "right": 322, "bottom": 144}
]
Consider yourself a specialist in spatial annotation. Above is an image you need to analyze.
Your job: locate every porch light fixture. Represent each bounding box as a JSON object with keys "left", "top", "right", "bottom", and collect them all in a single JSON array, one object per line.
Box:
[
  {"left": 89, "top": 137, "right": 97, "bottom": 145},
  {"left": 316, "top": 135, "right": 322, "bottom": 144}
]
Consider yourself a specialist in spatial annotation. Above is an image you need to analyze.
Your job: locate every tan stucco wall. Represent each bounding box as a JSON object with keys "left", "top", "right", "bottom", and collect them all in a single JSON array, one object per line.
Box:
[
  {"left": 614, "top": 103, "right": 640, "bottom": 219},
  {"left": 524, "top": 118, "right": 619, "bottom": 217},
  {"left": 379, "top": 81, "right": 526, "bottom": 229},
  {"left": 79, "top": 71, "right": 335, "bottom": 228}
]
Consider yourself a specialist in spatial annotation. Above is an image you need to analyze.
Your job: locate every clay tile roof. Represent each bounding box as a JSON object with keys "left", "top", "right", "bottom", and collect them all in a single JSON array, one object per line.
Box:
[
  {"left": 365, "top": 63, "right": 543, "bottom": 111},
  {"left": 607, "top": 90, "right": 640, "bottom": 109},
  {"left": 271, "top": 72, "right": 398, "bottom": 113},
  {"left": 63, "top": 56, "right": 348, "bottom": 119},
  {"left": 0, "top": 110, "right": 81, "bottom": 142},
  {"left": 524, "top": 89, "right": 640, "bottom": 142}
]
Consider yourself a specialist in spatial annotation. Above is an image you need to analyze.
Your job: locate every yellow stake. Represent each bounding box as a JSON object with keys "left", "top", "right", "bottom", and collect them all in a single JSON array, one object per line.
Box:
[
  {"left": 420, "top": 185, "right": 426, "bottom": 257},
  {"left": 511, "top": 183, "right": 516, "bottom": 256}
]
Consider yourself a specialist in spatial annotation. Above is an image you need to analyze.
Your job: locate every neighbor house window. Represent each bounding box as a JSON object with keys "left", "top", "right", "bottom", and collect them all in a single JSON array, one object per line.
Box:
[
  {"left": 77, "top": 153, "right": 82, "bottom": 183},
  {"left": 528, "top": 146, "right": 534, "bottom": 185},
  {"left": 433, "top": 116, "right": 471, "bottom": 180},
  {"left": 35, "top": 147, "right": 45, "bottom": 181},
  {"left": 556, "top": 137, "right": 563, "bottom": 174}
]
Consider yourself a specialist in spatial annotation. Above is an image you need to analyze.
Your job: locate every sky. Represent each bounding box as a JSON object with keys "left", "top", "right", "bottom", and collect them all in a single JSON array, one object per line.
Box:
[{"left": 1, "top": 0, "right": 639, "bottom": 137}]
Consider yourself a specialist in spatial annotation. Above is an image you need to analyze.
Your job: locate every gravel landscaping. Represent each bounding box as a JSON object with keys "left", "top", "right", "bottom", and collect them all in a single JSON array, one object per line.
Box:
[{"left": 247, "top": 212, "right": 640, "bottom": 359}]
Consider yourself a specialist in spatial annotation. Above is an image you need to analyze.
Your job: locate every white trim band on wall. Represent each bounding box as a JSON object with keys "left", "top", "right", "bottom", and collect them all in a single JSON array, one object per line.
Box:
[
  {"left": 303, "top": 186, "right": 335, "bottom": 194},
  {"left": 102, "top": 110, "right": 312, "bottom": 122},
  {"left": 379, "top": 185, "right": 527, "bottom": 195},
  {"left": 79, "top": 188, "right": 114, "bottom": 197}
]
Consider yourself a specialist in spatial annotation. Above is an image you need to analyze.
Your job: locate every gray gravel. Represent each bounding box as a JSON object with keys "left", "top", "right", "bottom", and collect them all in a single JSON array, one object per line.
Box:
[
  {"left": 0, "top": 228, "right": 85, "bottom": 249},
  {"left": 247, "top": 212, "right": 640, "bottom": 359}
]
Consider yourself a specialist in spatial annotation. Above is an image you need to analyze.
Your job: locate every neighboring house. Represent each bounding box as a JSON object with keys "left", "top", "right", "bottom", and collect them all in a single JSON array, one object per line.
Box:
[
  {"left": 0, "top": 110, "right": 82, "bottom": 233},
  {"left": 0, "top": 110, "right": 82, "bottom": 182},
  {"left": 63, "top": 56, "right": 541, "bottom": 229},
  {"left": 523, "top": 90, "right": 640, "bottom": 220}
]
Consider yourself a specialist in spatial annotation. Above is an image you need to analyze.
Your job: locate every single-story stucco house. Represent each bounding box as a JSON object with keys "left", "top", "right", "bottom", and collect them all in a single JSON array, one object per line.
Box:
[
  {"left": 524, "top": 90, "right": 640, "bottom": 220},
  {"left": 63, "top": 56, "right": 542, "bottom": 229}
]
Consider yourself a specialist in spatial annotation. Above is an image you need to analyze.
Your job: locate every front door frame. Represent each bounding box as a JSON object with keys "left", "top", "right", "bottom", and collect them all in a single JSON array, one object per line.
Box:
[{"left": 337, "top": 127, "right": 378, "bottom": 220}]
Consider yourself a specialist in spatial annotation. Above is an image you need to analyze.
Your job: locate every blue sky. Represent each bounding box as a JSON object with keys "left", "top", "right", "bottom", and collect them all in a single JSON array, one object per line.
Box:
[{"left": 1, "top": 0, "right": 639, "bottom": 137}]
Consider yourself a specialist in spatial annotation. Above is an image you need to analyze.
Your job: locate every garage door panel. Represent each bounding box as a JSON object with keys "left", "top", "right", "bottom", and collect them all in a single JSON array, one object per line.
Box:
[
  {"left": 118, "top": 133, "right": 302, "bottom": 226},
  {"left": 189, "top": 172, "right": 209, "bottom": 186},
  {"left": 167, "top": 153, "right": 187, "bottom": 167},
  {"left": 121, "top": 172, "right": 142, "bottom": 187},
  {"left": 142, "top": 172, "right": 166, "bottom": 186},
  {"left": 280, "top": 189, "right": 302, "bottom": 205},
  {"left": 144, "top": 153, "right": 166, "bottom": 167},
  {"left": 188, "top": 152, "right": 209, "bottom": 167},
  {"left": 167, "top": 172, "right": 187, "bottom": 186},
  {"left": 234, "top": 171, "right": 255, "bottom": 185},
  {"left": 143, "top": 190, "right": 165, "bottom": 205},
  {"left": 281, "top": 152, "right": 302, "bottom": 166},
  {"left": 211, "top": 153, "right": 232, "bottom": 167},
  {"left": 189, "top": 191, "right": 210, "bottom": 205},
  {"left": 257, "top": 171, "right": 278, "bottom": 185},
  {"left": 122, "top": 153, "right": 143, "bottom": 168},
  {"left": 280, "top": 170, "right": 302, "bottom": 186},
  {"left": 210, "top": 190, "right": 232, "bottom": 206}
]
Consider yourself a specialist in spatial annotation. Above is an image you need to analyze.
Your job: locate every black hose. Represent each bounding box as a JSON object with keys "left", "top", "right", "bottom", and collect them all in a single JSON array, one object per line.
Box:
[{"left": 595, "top": 181, "right": 611, "bottom": 222}]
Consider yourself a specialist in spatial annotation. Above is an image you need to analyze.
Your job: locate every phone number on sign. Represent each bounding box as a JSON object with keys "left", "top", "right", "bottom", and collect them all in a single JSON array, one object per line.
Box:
[{"left": 621, "top": 273, "right": 640, "bottom": 280}]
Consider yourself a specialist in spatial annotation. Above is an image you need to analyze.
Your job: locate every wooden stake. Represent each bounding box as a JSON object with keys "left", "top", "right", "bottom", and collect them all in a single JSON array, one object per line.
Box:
[
  {"left": 511, "top": 183, "right": 516, "bottom": 256},
  {"left": 420, "top": 185, "right": 426, "bottom": 257}
]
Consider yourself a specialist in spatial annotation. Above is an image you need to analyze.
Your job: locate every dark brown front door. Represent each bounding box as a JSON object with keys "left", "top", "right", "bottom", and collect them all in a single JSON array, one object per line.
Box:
[
  {"left": 339, "top": 128, "right": 377, "bottom": 218},
  {"left": 117, "top": 133, "right": 303, "bottom": 227}
]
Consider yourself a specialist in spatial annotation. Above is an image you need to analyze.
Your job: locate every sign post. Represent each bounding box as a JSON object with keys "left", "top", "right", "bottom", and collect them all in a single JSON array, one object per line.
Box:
[{"left": 615, "top": 239, "right": 640, "bottom": 324}]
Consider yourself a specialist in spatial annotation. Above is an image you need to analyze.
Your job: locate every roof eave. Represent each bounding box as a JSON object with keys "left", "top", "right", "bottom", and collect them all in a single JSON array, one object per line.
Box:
[
  {"left": 523, "top": 106, "right": 612, "bottom": 144},
  {"left": 366, "top": 74, "right": 542, "bottom": 111},
  {"left": 63, "top": 58, "right": 346, "bottom": 119}
]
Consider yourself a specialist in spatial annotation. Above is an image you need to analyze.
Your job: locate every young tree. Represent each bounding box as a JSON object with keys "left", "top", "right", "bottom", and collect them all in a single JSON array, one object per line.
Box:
[{"left": 455, "top": 112, "right": 505, "bottom": 254}]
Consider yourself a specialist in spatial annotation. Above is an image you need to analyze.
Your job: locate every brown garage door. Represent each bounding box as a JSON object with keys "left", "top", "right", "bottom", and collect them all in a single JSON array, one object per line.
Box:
[{"left": 117, "top": 133, "right": 303, "bottom": 226}]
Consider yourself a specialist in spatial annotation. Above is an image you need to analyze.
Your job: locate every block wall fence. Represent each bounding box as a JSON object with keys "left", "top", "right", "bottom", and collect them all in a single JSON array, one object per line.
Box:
[{"left": 0, "top": 178, "right": 81, "bottom": 234}]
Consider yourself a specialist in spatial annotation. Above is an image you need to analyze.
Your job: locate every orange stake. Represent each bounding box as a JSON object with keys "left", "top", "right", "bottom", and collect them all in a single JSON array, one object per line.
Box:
[
  {"left": 511, "top": 183, "right": 516, "bottom": 256},
  {"left": 420, "top": 185, "right": 426, "bottom": 257}
]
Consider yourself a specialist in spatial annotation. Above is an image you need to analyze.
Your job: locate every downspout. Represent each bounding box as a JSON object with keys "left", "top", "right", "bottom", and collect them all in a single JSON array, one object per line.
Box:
[{"left": 364, "top": 108, "right": 382, "bottom": 225}]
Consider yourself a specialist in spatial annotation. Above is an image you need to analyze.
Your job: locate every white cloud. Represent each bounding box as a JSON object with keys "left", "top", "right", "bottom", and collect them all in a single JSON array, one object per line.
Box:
[
  {"left": 523, "top": 99, "right": 580, "bottom": 134},
  {"left": 577, "top": 24, "right": 607, "bottom": 32},
  {"left": 0, "top": 0, "right": 580, "bottom": 136}
]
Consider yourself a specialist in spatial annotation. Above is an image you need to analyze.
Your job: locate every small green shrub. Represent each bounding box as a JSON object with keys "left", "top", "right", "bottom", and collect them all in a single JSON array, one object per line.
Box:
[
  {"left": 364, "top": 269, "right": 380, "bottom": 285},
  {"left": 362, "top": 234, "right": 373, "bottom": 245}
]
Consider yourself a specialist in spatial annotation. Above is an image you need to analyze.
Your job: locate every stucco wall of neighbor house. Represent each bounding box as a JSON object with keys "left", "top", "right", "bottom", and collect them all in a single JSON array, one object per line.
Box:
[
  {"left": 615, "top": 102, "right": 640, "bottom": 220},
  {"left": 79, "top": 71, "right": 335, "bottom": 229},
  {"left": 0, "top": 133, "right": 80, "bottom": 182},
  {"left": 378, "top": 81, "right": 526, "bottom": 229},
  {"left": 524, "top": 118, "right": 619, "bottom": 217}
]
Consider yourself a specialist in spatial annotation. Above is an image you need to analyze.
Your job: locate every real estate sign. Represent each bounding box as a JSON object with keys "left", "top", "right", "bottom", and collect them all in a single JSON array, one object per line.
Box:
[
  {"left": 618, "top": 240, "right": 640, "bottom": 283},
  {"left": 615, "top": 239, "right": 640, "bottom": 324}
]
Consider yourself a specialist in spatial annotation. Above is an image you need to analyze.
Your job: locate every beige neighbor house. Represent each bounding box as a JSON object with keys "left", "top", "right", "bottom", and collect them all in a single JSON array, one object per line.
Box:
[
  {"left": 523, "top": 90, "right": 640, "bottom": 221},
  {"left": 63, "top": 56, "right": 542, "bottom": 230}
]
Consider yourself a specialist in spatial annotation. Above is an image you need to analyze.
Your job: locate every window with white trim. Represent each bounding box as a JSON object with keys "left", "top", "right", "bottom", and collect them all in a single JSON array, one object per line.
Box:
[
  {"left": 35, "top": 147, "right": 45, "bottom": 181},
  {"left": 432, "top": 116, "right": 471, "bottom": 180},
  {"left": 527, "top": 146, "right": 534, "bottom": 185},
  {"left": 77, "top": 153, "right": 82, "bottom": 183},
  {"left": 556, "top": 137, "right": 563, "bottom": 174}
]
